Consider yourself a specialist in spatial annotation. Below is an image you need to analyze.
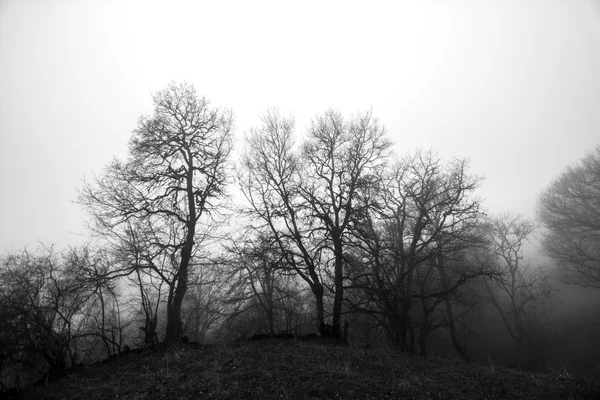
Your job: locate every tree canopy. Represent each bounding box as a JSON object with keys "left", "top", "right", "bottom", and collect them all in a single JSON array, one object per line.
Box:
[
  {"left": 537, "top": 146, "right": 600, "bottom": 288},
  {"left": 79, "top": 81, "right": 233, "bottom": 343}
]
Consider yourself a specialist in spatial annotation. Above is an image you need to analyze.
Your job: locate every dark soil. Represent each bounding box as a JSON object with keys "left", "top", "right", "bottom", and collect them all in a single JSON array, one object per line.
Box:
[{"left": 14, "top": 338, "right": 600, "bottom": 399}]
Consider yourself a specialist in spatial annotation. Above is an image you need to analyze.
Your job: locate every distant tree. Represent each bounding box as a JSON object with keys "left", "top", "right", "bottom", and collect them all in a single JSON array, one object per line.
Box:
[
  {"left": 62, "top": 245, "right": 126, "bottom": 358},
  {"left": 414, "top": 247, "right": 488, "bottom": 361},
  {"left": 182, "top": 261, "right": 228, "bottom": 344},
  {"left": 484, "top": 214, "right": 553, "bottom": 346},
  {"left": 0, "top": 247, "right": 73, "bottom": 378},
  {"left": 537, "top": 146, "right": 600, "bottom": 289},
  {"left": 0, "top": 245, "right": 123, "bottom": 389},
  {"left": 437, "top": 271, "right": 483, "bottom": 362},
  {"left": 347, "top": 150, "right": 486, "bottom": 355},
  {"left": 225, "top": 233, "right": 293, "bottom": 336},
  {"left": 80, "top": 82, "right": 233, "bottom": 344}
]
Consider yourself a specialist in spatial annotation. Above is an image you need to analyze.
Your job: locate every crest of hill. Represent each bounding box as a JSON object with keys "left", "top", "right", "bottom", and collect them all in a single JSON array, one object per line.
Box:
[{"left": 18, "top": 338, "right": 600, "bottom": 400}]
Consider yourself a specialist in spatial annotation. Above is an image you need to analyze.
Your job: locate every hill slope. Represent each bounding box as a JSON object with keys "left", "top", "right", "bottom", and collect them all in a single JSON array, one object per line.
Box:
[{"left": 17, "top": 339, "right": 600, "bottom": 399}]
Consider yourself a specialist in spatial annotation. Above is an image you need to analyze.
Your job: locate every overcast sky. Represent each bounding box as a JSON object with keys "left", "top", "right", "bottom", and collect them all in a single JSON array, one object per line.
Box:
[{"left": 1, "top": 0, "right": 599, "bottom": 252}]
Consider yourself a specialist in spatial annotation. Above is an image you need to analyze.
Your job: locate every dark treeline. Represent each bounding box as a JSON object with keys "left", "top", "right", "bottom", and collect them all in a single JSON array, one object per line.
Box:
[{"left": 1, "top": 82, "right": 599, "bottom": 391}]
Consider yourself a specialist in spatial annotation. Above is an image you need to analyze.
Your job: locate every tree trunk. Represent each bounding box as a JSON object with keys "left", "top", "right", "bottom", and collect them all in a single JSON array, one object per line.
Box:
[
  {"left": 165, "top": 246, "right": 191, "bottom": 344},
  {"left": 267, "top": 302, "right": 275, "bottom": 336},
  {"left": 408, "top": 323, "right": 415, "bottom": 354},
  {"left": 389, "top": 314, "right": 404, "bottom": 351},
  {"left": 437, "top": 256, "right": 470, "bottom": 361},
  {"left": 419, "top": 295, "right": 432, "bottom": 357},
  {"left": 165, "top": 167, "right": 196, "bottom": 345},
  {"left": 418, "top": 323, "right": 429, "bottom": 357},
  {"left": 142, "top": 314, "right": 157, "bottom": 348},
  {"left": 343, "top": 320, "right": 349, "bottom": 344},
  {"left": 312, "top": 282, "right": 326, "bottom": 335},
  {"left": 332, "top": 233, "right": 344, "bottom": 340},
  {"left": 444, "top": 298, "right": 470, "bottom": 361},
  {"left": 400, "top": 300, "right": 412, "bottom": 353}
]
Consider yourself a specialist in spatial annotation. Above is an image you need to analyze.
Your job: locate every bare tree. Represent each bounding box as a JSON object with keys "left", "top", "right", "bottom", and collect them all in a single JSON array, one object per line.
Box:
[
  {"left": 239, "top": 109, "right": 329, "bottom": 336},
  {"left": 226, "top": 233, "right": 293, "bottom": 336},
  {"left": 537, "top": 146, "right": 600, "bottom": 289},
  {"left": 484, "top": 213, "right": 553, "bottom": 346},
  {"left": 239, "top": 108, "right": 392, "bottom": 339},
  {"left": 181, "top": 261, "right": 228, "bottom": 344},
  {"left": 62, "top": 245, "right": 126, "bottom": 359},
  {"left": 348, "top": 150, "right": 485, "bottom": 354},
  {"left": 79, "top": 82, "right": 233, "bottom": 344},
  {"left": 300, "top": 109, "right": 392, "bottom": 339},
  {"left": 0, "top": 247, "right": 73, "bottom": 378},
  {"left": 0, "top": 245, "right": 124, "bottom": 389},
  {"left": 435, "top": 245, "right": 493, "bottom": 361},
  {"left": 229, "top": 233, "right": 298, "bottom": 336}
]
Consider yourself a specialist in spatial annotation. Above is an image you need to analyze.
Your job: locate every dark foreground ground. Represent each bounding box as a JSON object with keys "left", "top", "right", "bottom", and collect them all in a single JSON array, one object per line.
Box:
[{"left": 13, "top": 338, "right": 600, "bottom": 399}]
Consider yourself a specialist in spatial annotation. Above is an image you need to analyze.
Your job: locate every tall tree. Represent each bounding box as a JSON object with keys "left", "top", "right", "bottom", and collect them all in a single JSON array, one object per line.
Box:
[
  {"left": 484, "top": 214, "right": 553, "bottom": 346},
  {"left": 348, "top": 150, "right": 485, "bottom": 353},
  {"left": 300, "top": 109, "right": 392, "bottom": 339},
  {"left": 80, "top": 82, "right": 233, "bottom": 344},
  {"left": 240, "top": 108, "right": 392, "bottom": 339},
  {"left": 537, "top": 146, "right": 600, "bottom": 289},
  {"left": 239, "top": 109, "right": 329, "bottom": 336}
]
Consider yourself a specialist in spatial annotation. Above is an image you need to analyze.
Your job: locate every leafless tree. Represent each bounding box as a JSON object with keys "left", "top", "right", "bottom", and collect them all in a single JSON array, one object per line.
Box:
[
  {"left": 300, "top": 109, "right": 392, "bottom": 339},
  {"left": 239, "top": 108, "right": 392, "bottom": 339},
  {"left": 239, "top": 109, "right": 329, "bottom": 336},
  {"left": 181, "top": 261, "right": 228, "bottom": 344},
  {"left": 225, "top": 232, "right": 301, "bottom": 336},
  {"left": 0, "top": 245, "right": 124, "bottom": 389},
  {"left": 348, "top": 150, "right": 486, "bottom": 354},
  {"left": 79, "top": 81, "right": 233, "bottom": 344},
  {"left": 537, "top": 146, "right": 600, "bottom": 289},
  {"left": 0, "top": 247, "right": 72, "bottom": 377},
  {"left": 484, "top": 213, "right": 553, "bottom": 346},
  {"left": 62, "top": 245, "right": 126, "bottom": 358}
]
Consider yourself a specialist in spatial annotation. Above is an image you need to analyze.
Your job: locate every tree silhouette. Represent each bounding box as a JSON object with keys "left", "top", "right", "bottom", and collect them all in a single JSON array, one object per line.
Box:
[
  {"left": 80, "top": 82, "right": 233, "bottom": 344},
  {"left": 537, "top": 146, "right": 600, "bottom": 289}
]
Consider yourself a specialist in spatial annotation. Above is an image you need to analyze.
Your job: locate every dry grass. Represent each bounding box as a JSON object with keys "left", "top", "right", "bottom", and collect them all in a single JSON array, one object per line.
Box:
[{"left": 17, "top": 338, "right": 600, "bottom": 399}]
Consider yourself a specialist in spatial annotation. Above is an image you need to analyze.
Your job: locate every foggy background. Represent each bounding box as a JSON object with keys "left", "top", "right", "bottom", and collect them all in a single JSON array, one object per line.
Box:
[
  {"left": 1, "top": 0, "right": 600, "bottom": 393},
  {"left": 1, "top": 0, "right": 599, "bottom": 250}
]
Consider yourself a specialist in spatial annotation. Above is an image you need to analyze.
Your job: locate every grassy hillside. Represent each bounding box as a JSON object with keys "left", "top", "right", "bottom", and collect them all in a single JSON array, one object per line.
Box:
[{"left": 16, "top": 338, "right": 600, "bottom": 400}]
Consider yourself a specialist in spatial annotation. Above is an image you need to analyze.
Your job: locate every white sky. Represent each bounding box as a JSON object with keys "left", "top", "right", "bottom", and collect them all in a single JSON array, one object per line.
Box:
[{"left": 1, "top": 0, "right": 599, "bottom": 251}]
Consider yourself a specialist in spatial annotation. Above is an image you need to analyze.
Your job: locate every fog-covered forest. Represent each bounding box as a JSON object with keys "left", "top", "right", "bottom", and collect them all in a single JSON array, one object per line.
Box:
[{"left": 1, "top": 82, "right": 599, "bottom": 394}]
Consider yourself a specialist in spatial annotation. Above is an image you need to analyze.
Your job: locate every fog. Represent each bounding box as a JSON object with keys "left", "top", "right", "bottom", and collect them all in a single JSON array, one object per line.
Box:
[
  {"left": 1, "top": 0, "right": 599, "bottom": 392},
  {"left": 2, "top": 0, "right": 600, "bottom": 250}
]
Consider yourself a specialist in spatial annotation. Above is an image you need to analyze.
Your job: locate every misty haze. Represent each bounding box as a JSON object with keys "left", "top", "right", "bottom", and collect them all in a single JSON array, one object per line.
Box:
[{"left": 1, "top": 1, "right": 600, "bottom": 399}]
